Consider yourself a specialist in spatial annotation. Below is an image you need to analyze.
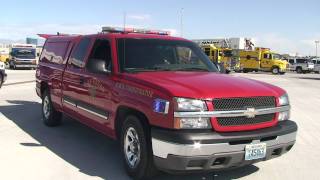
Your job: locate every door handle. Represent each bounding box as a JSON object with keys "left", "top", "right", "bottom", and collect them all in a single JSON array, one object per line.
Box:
[{"left": 79, "top": 77, "right": 85, "bottom": 85}]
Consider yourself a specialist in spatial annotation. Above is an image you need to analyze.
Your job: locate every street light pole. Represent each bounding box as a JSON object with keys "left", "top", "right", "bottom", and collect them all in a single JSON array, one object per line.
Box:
[{"left": 315, "top": 40, "right": 319, "bottom": 57}]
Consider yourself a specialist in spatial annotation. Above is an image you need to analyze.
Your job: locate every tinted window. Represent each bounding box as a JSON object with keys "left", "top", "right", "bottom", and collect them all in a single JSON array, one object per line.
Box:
[
  {"left": 86, "top": 39, "right": 112, "bottom": 73},
  {"left": 289, "top": 59, "right": 294, "bottom": 64},
  {"left": 296, "top": 59, "right": 306, "bottom": 64},
  {"left": 40, "top": 41, "right": 69, "bottom": 64},
  {"left": 70, "top": 37, "right": 91, "bottom": 67},
  {"left": 117, "top": 39, "right": 218, "bottom": 73},
  {"left": 204, "top": 48, "right": 210, "bottom": 56},
  {"left": 317, "top": 61, "right": 320, "bottom": 64}
]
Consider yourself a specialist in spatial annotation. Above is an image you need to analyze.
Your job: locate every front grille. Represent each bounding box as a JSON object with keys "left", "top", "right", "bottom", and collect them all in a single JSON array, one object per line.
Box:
[
  {"left": 217, "top": 113, "right": 275, "bottom": 127},
  {"left": 213, "top": 96, "right": 276, "bottom": 111},
  {"left": 213, "top": 97, "right": 276, "bottom": 128}
]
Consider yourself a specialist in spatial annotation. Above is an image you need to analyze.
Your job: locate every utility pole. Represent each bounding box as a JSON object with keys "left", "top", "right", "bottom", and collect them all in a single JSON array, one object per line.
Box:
[
  {"left": 180, "top": 8, "right": 184, "bottom": 37},
  {"left": 315, "top": 40, "right": 319, "bottom": 57}
]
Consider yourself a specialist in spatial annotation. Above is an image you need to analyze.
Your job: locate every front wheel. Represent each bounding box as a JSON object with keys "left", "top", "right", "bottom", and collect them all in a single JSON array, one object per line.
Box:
[
  {"left": 42, "top": 90, "right": 62, "bottom": 126},
  {"left": 121, "top": 115, "right": 157, "bottom": 179},
  {"left": 0, "top": 73, "right": 3, "bottom": 88}
]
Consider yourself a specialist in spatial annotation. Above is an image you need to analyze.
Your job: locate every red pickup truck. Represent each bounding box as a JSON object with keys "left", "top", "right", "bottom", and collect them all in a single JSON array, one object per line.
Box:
[{"left": 36, "top": 28, "right": 297, "bottom": 179}]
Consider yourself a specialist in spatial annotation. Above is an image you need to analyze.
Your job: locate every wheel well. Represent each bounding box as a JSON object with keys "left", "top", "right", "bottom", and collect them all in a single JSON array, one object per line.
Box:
[
  {"left": 115, "top": 106, "right": 150, "bottom": 139},
  {"left": 272, "top": 66, "right": 279, "bottom": 69},
  {"left": 40, "top": 82, "right": 49, "bottom": 98},
  {"left": 296, "top": 66, "right": 302, "bottom": 70}
]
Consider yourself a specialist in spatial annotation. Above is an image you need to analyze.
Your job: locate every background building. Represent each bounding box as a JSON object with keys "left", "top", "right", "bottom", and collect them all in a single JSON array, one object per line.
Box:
[{"left": 193, "top": 37, "right": 256, "bottom": 50}]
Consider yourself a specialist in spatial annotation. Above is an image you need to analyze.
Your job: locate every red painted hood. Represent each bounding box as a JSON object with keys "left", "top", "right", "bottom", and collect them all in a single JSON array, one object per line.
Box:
[{"left": 125, "top": 72, "right": 285, "bottom": 99}]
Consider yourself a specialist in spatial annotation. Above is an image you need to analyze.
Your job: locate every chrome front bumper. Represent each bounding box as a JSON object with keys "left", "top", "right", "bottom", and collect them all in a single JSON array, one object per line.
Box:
[
  {"left": 151, "top": 120, "right": 297, "bottom": 172},
  {"left": 152, "top": 132, "right": 296, "bottom": 158}
]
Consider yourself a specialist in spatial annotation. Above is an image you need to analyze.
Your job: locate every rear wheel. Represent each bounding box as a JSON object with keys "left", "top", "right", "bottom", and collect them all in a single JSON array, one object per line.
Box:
[
  {"left": 272, "top": 67, "right": 280, "bottom": 74},
  {"left": 296, "top": 67, "right": 302, "bottom": 74},
  {"left": 121, "top": 115, "right": 157, "bottom": 179},
  {"left": 42, "top": 90, "right": 62, "bottom": 126}
]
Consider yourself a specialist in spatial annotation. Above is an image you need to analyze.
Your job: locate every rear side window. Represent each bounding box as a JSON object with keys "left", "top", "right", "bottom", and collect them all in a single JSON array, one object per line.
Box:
[
  {"left": 70, "top": 37, "right": 91, "bottom": 67},
  {"left": 40, "top": 41, "right": 70, "bottom": 64},
  {"left": 296, "top": 59, "right": 306, "bottom": 63}
]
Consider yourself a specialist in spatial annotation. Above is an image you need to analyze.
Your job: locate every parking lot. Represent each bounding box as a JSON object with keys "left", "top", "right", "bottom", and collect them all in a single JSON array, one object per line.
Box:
[{"left": 0, "top": 70, "right": 319, "bottom": 180}]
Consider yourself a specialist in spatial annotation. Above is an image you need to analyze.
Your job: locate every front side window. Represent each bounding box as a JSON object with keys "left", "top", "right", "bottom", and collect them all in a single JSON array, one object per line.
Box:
[
  {"left": 263, "top": 53, "right": 271, "bottom": 59},
  {"left": 117, "top": 39, "right": 218, "bottom": 73},
  {"left": 70, "top": 37, "right": 91, "bottom": 68},
  {"left": 289, "top": 59, "right": 294, "bottom": 64},
  {"left": 86, "top": 39, "right": 112, "bottom": 74}
]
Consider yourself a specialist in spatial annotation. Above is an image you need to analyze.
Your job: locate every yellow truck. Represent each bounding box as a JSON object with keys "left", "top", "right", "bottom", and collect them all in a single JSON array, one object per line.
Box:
[
  {"left": 239, "top": 47, "right": 288, "bottom": 74},
  {"left": 200, "top": 44, "right": 237, "bottom": 73},
  {"left": 0, "top": 49, "right": 9, "bottom": 63}
]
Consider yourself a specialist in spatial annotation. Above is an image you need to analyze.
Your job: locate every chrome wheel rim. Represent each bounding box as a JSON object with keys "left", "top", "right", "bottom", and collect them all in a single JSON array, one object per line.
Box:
[
  {"left": 43, "top": 96, "right": 50, "bottom": 119},
  {"left": 273, "top": 68, "right": 278, "bottom": 74},
  {"left": 124, "top": 127, "right": 141, "bottom": 168}
]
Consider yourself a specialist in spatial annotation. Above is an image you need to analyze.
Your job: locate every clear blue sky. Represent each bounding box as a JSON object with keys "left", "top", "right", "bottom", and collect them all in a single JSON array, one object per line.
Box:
[{"left": 1, "top": 0, "right": 320, "bottom": 55}]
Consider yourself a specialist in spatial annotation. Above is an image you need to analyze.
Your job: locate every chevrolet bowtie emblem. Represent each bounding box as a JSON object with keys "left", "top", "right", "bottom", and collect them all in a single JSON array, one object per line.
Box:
[{"left": 244, "top": 107, "right": 257, "bottom": 118}]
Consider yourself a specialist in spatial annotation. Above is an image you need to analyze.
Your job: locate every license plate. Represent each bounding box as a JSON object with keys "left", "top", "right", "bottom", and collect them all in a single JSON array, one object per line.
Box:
[{"left": 245, "top": 143, "right": 266, "bottom": 161}]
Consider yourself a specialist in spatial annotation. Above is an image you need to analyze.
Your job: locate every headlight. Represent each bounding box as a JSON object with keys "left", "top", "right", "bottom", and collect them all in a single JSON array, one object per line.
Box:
[
  {"left": 279, "top": 93, "right": 289, "bottom": 106},
  {"left": 174, "top": 98, "right": 207, "bottom": 112},
  {"left": 278, "top": 93, "right": 290, "bottom": 121},
  {"left": 174, "top": 117, "right": 212, "bottom": 129},
  {"left": 0, "top": 62, "right": 4, "bottom": 70}
]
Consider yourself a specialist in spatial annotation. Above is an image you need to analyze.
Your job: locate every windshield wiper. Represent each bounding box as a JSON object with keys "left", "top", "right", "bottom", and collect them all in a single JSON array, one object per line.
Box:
[
  {"left": 174, "top": 67, "right": 210, "bottom": 72},
  {"left": 124, "top": 68, "right": 157, "bottom": 73}
]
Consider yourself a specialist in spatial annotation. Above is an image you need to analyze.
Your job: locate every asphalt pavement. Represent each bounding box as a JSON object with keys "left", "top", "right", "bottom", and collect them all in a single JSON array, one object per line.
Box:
[{"left": 0, "top": 70, "right": 319, "bottom": 180}]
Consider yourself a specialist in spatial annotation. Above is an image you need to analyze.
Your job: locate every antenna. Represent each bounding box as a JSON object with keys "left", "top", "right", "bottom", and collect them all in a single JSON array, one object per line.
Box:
[
  {"left": 180, "top": 8, "right": 184, "bottom": 37},
  {"left": 123, "top": 12, "right": 127, "bottom": 30}
]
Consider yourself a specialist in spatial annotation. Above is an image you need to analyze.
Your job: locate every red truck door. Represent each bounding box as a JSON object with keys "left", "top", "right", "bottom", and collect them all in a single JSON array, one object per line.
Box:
[
  {"left": 76, "top": 38, "right": 115, "bottom": 127},
  {"left": 62, "top": 36, "right": 114, "bottom": 131}
]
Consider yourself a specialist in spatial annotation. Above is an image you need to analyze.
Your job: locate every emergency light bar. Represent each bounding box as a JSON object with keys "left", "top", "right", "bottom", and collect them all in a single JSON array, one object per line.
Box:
[{"left": 102, "top": 26, "right": 170, "bottom": 35}]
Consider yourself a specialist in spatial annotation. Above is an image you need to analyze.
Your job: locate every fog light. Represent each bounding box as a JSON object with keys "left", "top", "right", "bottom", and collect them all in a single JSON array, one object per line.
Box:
[
  {"left": 174, "top": 117, "right": 211, "bottom": 129},
  {"left": 278, "top": 111, "right": 290, "bottom": 121}
]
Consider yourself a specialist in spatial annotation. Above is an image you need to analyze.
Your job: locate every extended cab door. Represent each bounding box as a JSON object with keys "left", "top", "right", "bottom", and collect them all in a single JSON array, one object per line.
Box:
[{"left": 61, "top": 36, "right": 93, "bottom": 119}]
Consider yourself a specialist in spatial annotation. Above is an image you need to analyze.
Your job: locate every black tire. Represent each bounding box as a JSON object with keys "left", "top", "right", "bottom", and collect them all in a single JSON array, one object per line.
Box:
[
  {"left": 272, "top": 67, "right": 280, "bottom": 74},
  {"left": 42, "top": 90, "right": 62, "bottom": 126},
  {"left": 0, "top": 73, "right": 3, "bottom": 88},
  {"left": 296, "top": 67, "right": 302, "bottom": 74},
  {"left": 9, "top": 61, "right": 16, "bottom": 70},
  {"left": 243, "top": 69, "right": 248, "bottom": 73},
  {"left": 121, "top": 115, "right": 157, "bottom": 179}
]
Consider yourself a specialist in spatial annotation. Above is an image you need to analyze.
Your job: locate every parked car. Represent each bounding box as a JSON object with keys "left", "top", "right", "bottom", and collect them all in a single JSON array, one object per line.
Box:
[
  {"left": 311, "top": 58, "right": 320, "bottom": 73},
  {"left": 0, "top": 61, "right": 7, "bottom": 88},
  {"left": 288, "top": 58, "right": 314, "bottom": 73},
  {"left": 36, "top": 27, "right": 297, "bottom": 179}
]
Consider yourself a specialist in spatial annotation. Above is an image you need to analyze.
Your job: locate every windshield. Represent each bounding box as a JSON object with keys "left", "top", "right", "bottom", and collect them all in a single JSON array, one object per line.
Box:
[
  {"left": 272, "top": 54, "right": 281, "bottom": 60},
  {"left": 117, "top": 39, "right": 218, "bottom": 73},
  {"left": 11, "top": 48, "right": 36, "bottom": 59}
]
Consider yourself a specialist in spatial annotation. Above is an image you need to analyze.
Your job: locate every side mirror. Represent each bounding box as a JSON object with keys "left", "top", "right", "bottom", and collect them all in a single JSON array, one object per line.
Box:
[{"left": 87, "top": 58, "right": 110, "bottom": 74}]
